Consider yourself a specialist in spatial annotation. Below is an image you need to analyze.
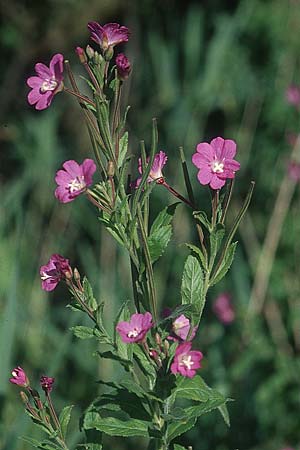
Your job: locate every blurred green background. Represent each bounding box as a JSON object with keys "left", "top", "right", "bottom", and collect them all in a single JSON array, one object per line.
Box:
[{"left": 1, "top": 0, "right": 300, "bottom": 449}]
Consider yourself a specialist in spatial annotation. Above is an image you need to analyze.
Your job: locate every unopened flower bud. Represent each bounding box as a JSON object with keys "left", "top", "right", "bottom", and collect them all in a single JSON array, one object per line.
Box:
[
  {"left": 64, "top": 270, "right": 73, "bottom": 280},
  {"left": 116, "top": 53, "right": 131, "bottom": 80},
  {"left": 104, "top": 46, "right": 114, "bottom": 61},
  {"left": 40, "top": 375, "right": 55, "bottom": 394},
  {"left": 164, "top": 339, "right": 170, "bottom": 354},
  {"left": 73, "top": 268, "right": 81, "bottom": 282},
  {"left": 155, "top": 333, "right": 162, "bottom": 346},
  {"left": 75, "top": 47, "right": 87, "bottom": 63},
  {"left": 20, "top": 391, "right": 29, "bottom": 404},
  {"left": 86, "top": 45, "right": 95, "bottom": 59},
  {"left": 107, "top": 160, "right": 115, "bottom": 177}
]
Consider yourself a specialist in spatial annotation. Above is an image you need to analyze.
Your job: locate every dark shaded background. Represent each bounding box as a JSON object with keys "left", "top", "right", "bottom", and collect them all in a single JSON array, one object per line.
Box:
[{"left": 1, "top": 0, "right": 300, "bottom": 449}]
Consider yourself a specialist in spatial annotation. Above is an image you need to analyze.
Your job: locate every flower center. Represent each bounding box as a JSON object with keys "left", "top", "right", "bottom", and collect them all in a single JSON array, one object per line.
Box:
[
  {"left": 40, "top": 272, "right": 51, "bottom": 281},
  {"left": 127, "top": 327, "right": 140, "bottom": 338},
  {"left": 68, "top": 176, "right": 86, "bottom": 193},
  {"left": 211, "top": 160, "right": 224, "bottom": 173},
  {"left": 40, "top": 78, "right": 58, "bottom": 93},
  {"left": 179, "top": 355, "right": 194, "bottom": 370},
  {"left": 12, "top": 371, "right": 18, "bottom": 377}
]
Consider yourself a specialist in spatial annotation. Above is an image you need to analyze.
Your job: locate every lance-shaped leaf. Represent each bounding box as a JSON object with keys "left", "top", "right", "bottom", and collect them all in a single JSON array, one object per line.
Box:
[
  {"left": 181, "top": 255, "right": 204, "bottom": 317},
  {"left": 167, "top": 417, "right": 197, "bottom": 442},
  {"left": 59, "top": 405, "right": 73, "bottom": 439},
  {"left": 83, "top": 277, "right": 98, "bottom": 311},
  {"left": 118, "top": 131, "right": 128, "bottom": 168},
  {"left": 83, "top": 411, "right": 150, "bottom": 438},
  {"left": 209, "top": 241, "right": 237, "bottom": 287}
]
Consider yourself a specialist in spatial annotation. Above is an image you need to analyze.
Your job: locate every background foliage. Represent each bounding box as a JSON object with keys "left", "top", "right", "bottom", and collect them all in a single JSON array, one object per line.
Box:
[{"left": 1, "top": 0, "right": 300, "bottom": 449}]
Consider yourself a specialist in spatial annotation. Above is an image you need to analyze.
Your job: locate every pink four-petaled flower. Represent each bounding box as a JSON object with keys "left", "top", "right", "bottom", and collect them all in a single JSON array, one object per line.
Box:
[
  {"left": 170, "top": 342, "right": 203, "bottom": 378},
  {"left": 134, "top": 151, "right": 168, "bottom": 188},
  {"left": 27, "top": 54, "right": 64, "bottom": 110},
  {"left": 88, "top": 22, "right": 129, "bottom": 52},
  {"left": 116, "top": 312, "right": 153, "bottom": 343},
  {"left": 192, "top": 137, "right": 240, "bottom": 190},
  {"left": 40, "top": 375, "right": 55, "bottom": 394},
  {"left": 171, "top": 314, "right": 197, "bottom": 341},
  {"left": 9, "top": 366, "right": 29, "bottom": 387},
  {"left": 213, "top": 292, "right": 235, "bottom": 325},
  {"left": 40, "top": 254, "right": 71, "bottom": 292},
  {"left": 55, "top": 159, "right": 97, "bottom": 203}
]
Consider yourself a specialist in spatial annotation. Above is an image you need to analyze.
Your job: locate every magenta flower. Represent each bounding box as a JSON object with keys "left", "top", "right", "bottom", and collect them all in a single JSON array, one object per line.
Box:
[
  {"left": 172, "top": 314, "right": 197, "bottom": 341},
  {"left": 288, "top": 160, "right": 300, "bottom": 182},
  {"left": 40, "top": 254, "right": 71, "bottom": 292},
  {"left": 88, "top": 22, "right": 129, "bottom": 52},
  {"left": 116, "top": 53, "right": 131, "bottom": 80},
  {"left": 9, "top": 367, "right": 29, "bottom": 387},
  {"left": 55, "top": 159, "right": 97, "bottom": 203},
  {"left": 27, "top": 54, "right": 64, "bottom": 110},
  {"left": 286, "top": 85, "right": 300, "bottom": 107},
  {"left": 40, "top": 376, "right": 55, "bottom": 394},
  {"left": 192, "top": 137, "right": 240, "bottom": 190},
  {"left": 170, "top": 342, "right": 203, "bottom": 378},
  {"left": 213, "top": 293, "right": 235, "bottom": 325},
  {"left": 133, "top": 151, "right": 168, "bottom": 188},
  {"left": 116, "top": 312, "right": 153, "bottom": 343}
]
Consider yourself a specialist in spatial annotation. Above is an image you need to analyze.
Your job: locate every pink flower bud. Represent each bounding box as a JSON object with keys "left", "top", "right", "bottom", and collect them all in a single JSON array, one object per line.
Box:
[
  {"left": 116, "top": 53, "right": 131, "bottom": 80},
  {"left": 9, "top": 367, "right": 29, "bottom": 387},
  {"left": 40, "top": 375, "right": 55, "bottom": 394}
]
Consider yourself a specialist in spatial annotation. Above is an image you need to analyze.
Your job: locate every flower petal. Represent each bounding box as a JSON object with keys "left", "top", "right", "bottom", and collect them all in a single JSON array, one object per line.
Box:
[
  {"left": 27, "top": 76, "right": 43, "bottom": 88},
  {"left": 35, "top": 91, "right": 53, "bottom": 110},
  {"left": 82, "top": 159, "right": 97, "bottom": 185},
  {"left": 35, "top": 62, "right": 52, "bottom": 79},
  {"left": 27, "top": 88, "right": 41, "bottom": 105},
  {"left": 197, "top": 168, "right": 212, "bottom": 185},
  {"left": 222, "top": 139, "right": 237, "bottom": 159},
  {"left": 210, "top": 174, "right": 225, "bottom": 190},
  {"left": 62, "top": 160, "right": 82, "bottom": 178},
  {"left": 49, "top": 54, "right": 64, "bottom": 82}
]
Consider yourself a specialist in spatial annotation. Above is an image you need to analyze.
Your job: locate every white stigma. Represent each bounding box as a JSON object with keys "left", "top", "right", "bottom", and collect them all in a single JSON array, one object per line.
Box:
[
  {"left": 211, "top": 160, "right": 224, "bottom": 173},
  {"left": 127, "top": 327, "right": 140, "bottom": 338},
  {"left": 12, "top": 371, "right": 17, "bottom": 377},
  {"left": 179, "top": 355, "right": 194, "bottom": 371},
  {"left": 40, "top": 271, "right": 51, "bottom": 281},
  {"left": 40, "top": 78, "right": 58, "bottom": 93},
  {"left": 68, "top": 176, "right": 86, "bottom": 193}
]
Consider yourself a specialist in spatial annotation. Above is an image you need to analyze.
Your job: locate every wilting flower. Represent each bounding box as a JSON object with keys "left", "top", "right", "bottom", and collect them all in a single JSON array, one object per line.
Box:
[
  {"left": 192, "top": 137, "right": 240, "bottom": 190},
  {"left": 9, "top": 367, "right": 29, "bottom": 387},
  {"left": 170, "top": 342, "right": 203, "bottom": 378},
  {"left": 171, "top": 314, "right": 197, "bottom": 341},
  {"left": 40, "top": 254, "right": 71, "bottom": 291},
  {"left": 116, "top": 312, "right": 153, "bottom": 343},
  {"left": 27, "top": 54, "right": 64, "bottom": 110},
  {"left": 55, "top": 159, "right": 96, "bottom": 203},
  {"left": 40, "top": 376, "right": 55, "bottom": 394},
  {"left": 116, "top": 53, "right": 131, "bottom": 80},
  {"left": 88, "top": 22, "right": 129, "bottom": 52},
  {"left": 213, "top": 292, "right": 235, "bottom": 324},
  {"left": 288, "top": 160, "right": 300, "bottom": 182},
  {"left": 286, "top": 85, "right": 300, "bottom": 107},
  {"left": 133, "top": 151, "right": 168, "bottom": 188}
]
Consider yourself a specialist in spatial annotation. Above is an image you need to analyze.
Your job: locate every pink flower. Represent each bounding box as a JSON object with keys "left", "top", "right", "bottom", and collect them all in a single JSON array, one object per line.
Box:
[
  {"left": 55, "top": 159, "right": 96, "bottom": 203},
  {"left": 27, "top": 54, "right": 64, "bottom": 110},
  {"left": 171, "top": 314, "right": 197, "bottom": 341},
  {"left": 170, "top": 342, "right": 203, "bottom": 378},
  {"left": 40, "top": 375, "right": 55, "bottom": 394},
  {"left": 213, "top": 293, "right": 235, "bottom": 324},
  {"left": 288, "top": 160, "right": 300, "bottom": 182},
  {"left": 116, "top": 53, "right": 131, "bottom": 80},
  {"left": 192, "top": 137, "right": 240, "bottom": 190},
  {"left": 286, "top": 85, "right": 300, "bottom": 107},
  {"left": 133, "top": 151, "right": 168, "bottom": 188},
  {"left": 40, "top": 254, "right": 72, "bottom": 292},
  {"left": 9, "top": 367, "right": 29, "bottom": 387},
  {"left": 88, "top": 22, "right": 129, "bottom": 52},
  {"left": 116, "top": 312, "right": 153, "bottom": 343}
]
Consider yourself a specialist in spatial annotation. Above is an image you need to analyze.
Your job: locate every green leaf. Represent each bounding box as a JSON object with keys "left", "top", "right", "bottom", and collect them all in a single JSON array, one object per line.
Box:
[
  {"left": 83, "top": 411, "right": 149, "bottom": 437},
  {"left": 132, "top": 344, "right": 157, "bottom": 388},
  {"left": 150, "top": 203, "right": 179, "bottom": 234},
  {"left": 59, "top": 404, "right": 73, "bottom": 439},
  {"left": 210, "top": 241, "right": 237, "bottom": 286},
  {"left": 118, "top": 131, "right": 128, "bottom": 168},
  {"left": 20, "top": 437, "right": 40, "bottom": 448},
  {"left": 181, "top": 255, "right": 203, "bottom": 315},
  {"left": 70, "top": 326, "right": 95, "bottom": 340},
  {"left": 148, "top": 225, "right": 172, "bottom": 264},
  {"left": 174, "top": 445, "right": 187, "bottom": 450},
  {"left": 174, "top": 375, "right": 210, "bottom": 402},
  {"left": 193, "top": 210, "right": 212, "bottom": 231},
  {"left": 185, "top": 243, "right": 207, "bottom": 270},
  {"left": 83, "top": 277, "right": 98, "bottom": 311},
  {"left": 167, "top": 416, "right": 197, "bottom": 442},
  {"left": 96, "top": 350, "right": 132, "bottom": 370},
  {"left": 209, "top": 224, "right": 225, "bottom": 264},
  {"left": 218, "top": 402, "right": 231, "bottom": 427}
]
